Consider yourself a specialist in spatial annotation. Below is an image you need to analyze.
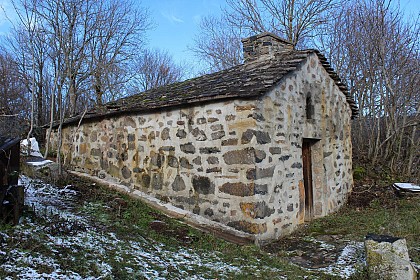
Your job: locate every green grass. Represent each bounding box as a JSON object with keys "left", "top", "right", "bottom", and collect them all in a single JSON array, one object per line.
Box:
[
  {"left": 306, "top": 196, "right": 420, "bottom": 263},
  {"left": 74, "top": 184, "right": 317, "bottom": 278},
  {"left": 2, "top": 169, "right": 418, "bottom": 279},
  {"left": 1, "top": 176, "right": 322, "bottom": 279}
]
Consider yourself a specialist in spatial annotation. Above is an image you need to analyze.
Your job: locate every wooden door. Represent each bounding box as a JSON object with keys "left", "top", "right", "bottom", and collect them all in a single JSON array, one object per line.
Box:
[{"left": 302, "top": 139, "right": 314, "bottom": 221}]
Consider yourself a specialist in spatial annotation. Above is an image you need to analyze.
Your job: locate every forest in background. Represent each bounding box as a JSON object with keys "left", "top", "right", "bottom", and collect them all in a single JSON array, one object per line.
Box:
[{"left": 0, "top": 0, "right": 418, "bottom": 180}]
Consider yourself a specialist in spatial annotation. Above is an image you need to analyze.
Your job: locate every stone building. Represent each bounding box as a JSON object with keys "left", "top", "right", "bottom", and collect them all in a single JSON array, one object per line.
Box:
[{"left": 52, "top": 33, "right": 358, "bottom": 242}]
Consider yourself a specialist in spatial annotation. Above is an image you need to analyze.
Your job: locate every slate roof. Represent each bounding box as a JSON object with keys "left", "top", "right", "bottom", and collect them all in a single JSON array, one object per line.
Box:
[
  {"left": 61, "top": 49, "right": 358, "bottom": 126},
  {"left": 0, "top": 137, "right": 20, "bottom": 151}
]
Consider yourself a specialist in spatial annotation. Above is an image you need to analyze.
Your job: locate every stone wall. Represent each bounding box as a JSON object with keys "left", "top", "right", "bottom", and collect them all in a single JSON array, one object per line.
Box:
[{"left": 52, "top": 53, "right": 353, "bottom": 241}]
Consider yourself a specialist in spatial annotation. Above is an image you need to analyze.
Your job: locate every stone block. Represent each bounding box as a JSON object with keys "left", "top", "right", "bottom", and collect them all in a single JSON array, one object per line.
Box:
[
  {"left": 192, "top": 156, "right": 202, "bottom": 165},
  {"left": 227, "top": 220, "right": 267, "bottom": 234},
  {"left": 133, "top": 167, "right": 143, "bottom": 173},
  {"left": 180, "top": 157, "right": 193, "bottom": 169},
  {"left": 167, "top": 155, "right": 179, "bottom": 168},
  {"left": 171, "top": 175, "right": 186, "bottom": 191},
  {"left": 210, "top": 124, "right": 223, "bottom": 131},
  {"left": 206, "top": 167, "right": 221, "bottom": 173},
  {"left": 223, "top": 147, "right": 266, "bottom": 165},
  {"left": 90, "top": 131, "right": 98, "bottom": 142},
  {"left": 192, "top": 176, "right": 214, "bottom": 195},
  {"left": 197, "top": 117, "right": 207, "bottom": 124},
  {"left": 250, "top": 112, "right": 265, "bottom": 122},
  {"left": 161, "top": 128, "right": 170, "bottom": 140},
  {"left": 176, "top": 129, "right": 187, "bottom": 139},
  {"left": 192, "top": 128, "right": 207, "bottom": 141},
  {"left": 204, "top": 208, "right": 214, "bottom": 217},
  {"left": 219, "top": 182, "right": 254, "bottom": 197},
  {"left": 79, "top": 143, "right": 87, "bottom": 154},
  {"left": 279, "top": 155, "right": 291, "bottom": 161},
  {"left": 148, "top": 131, "right": 155, "bottom": 141},
  {"left": 121, "top": 166, "right": 131, "bottom": 179},
  {"left": 140, "top": 173, "right": 151, "bottom": 188},
  {"left": 241, "top": 129, "right": 271, "bottom": 144},
  {"left": 180, "top": 142, "right": 196, "bottom": 154},
  {"left": 365, "top": 234, "right": 417, "bottom": 280},
  {"left": 90, "top": 148, "right": 102, "bottom": 157},
  {"left": 127, "top": 134, "right": 135, "bottom": 142},
  {"left": 150, "top": 151, "right": 164, "bottom": 167},
  {"left": 291, "top": 162, "right": 302, "bottom": 168},
  {"left": 207, "top": 117, "right": 219, "bottom": 123},
  {"left": 246, "top": 166, "right": 275, "bottom": 180},
  {"left": 211, "top": 131, "right": 225, "bottom": 140},
  {"left": 207, "top": 156, "right": 219, "bottom": 164},
  {"left": 151, "top": 173, "right": 163, "bottom": 190},
  {"left": 158, "top": 146, "right": 175, "bottom": 152},
  {"left": 235, "top": 105, "right": 255, "bottom": 112},
  {"left": 269, "top": 147, "right": 282, "bottom": 154},
  {"left": 221, "top": 138, "right": 238, "bottom": 146},
  {"left": 193, "top": 205, "right": 200, "bottom": 214},
  {"left": 138, "top": 116, "right": 146, "bottom": 125},
  {"left": 240, "top": 201, "right": 274, "bottom": 219},
  {"left": 225, "top": 114, "right": 235, "bottom": 121},
  {"left": 199, "top": 147, "right": 220, "bottom": 154},
  {"left": 254, "top": 184, "right": 268, "bottom": 195}
]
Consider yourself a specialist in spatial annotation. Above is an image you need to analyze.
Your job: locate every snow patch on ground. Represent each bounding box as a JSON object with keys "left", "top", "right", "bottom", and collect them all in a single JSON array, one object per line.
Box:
[
  {"left": 26, "top": 160, "right": 54, "bottom": 167},
  {"left": 318, "top": 241, "right": 365, "bottom": 278},
  {"left": 1, "top": 176, "right": 287, "bottom": 279},
  {"left": 1, "top": 176, "right": 369, "bottom": 279}
]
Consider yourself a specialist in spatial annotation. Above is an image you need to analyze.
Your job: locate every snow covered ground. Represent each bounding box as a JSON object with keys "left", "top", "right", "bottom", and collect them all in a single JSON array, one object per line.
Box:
[
  {"left": 0, "top": 176, "right": 289, "bottom": 279},
  {"left": 0, "top": 176, "right": 369, "bottom": 279}
]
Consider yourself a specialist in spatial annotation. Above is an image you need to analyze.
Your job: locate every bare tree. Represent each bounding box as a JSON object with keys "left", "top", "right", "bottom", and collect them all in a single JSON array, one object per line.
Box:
[
  {"left": 190, "top": 0, "right": 419, "bottom": 179},
  {"left": 8, "top": 25, "right": 49, "bottom": 126},
  {"left": 226, "top": 0, "right": 337, "bottom": 47},
  {"left": 319, "top": 0, "right": 419, "bottom": 178},
  {"left": 190, "top": 15, "right": 243, "bottom": 72},
  {"left": 0, "top": 49, "right": 27, "bottom": 116},
  {"left": 9, "top": 0, "right": 43, "bottom": 155},
  {"left": 191, "top": 0, "right": 338, "bottom": 72},
  {"left": 87, "top": 0, "right": 151, "bottom": 105},
  {"left": 12, "top": 0, "right": 151, "bottom": 118},
  {"left": 129, "top": 48, "right": 185, "bottom": 92},
  {"left": 8, "top": 0, "right": 151, "bottom": 173},
  {"left": 0, "top": 49, "right": 27, "bottom": 138}
]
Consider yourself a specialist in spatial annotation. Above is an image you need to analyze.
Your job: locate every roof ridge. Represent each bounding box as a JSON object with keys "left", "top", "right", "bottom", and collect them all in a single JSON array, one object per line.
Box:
[{"left": 58, "top": 49, "right": 357, "bottom": 128}]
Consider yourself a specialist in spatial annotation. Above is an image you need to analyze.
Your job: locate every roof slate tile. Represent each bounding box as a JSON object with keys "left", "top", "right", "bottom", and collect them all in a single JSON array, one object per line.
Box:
[{"left": 61, "top": 49, "right": 358, "bottom": 126}]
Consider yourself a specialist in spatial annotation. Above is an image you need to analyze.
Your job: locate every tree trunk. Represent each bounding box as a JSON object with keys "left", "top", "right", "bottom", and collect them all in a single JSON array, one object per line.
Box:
[
  {"left": 406, "top": 123, "right": 417, "bottom": 178},
  {"left": 95, "top": 72, "right": 103, "bottom": 106},
  {"left": 43, "top": 91, "right": 54, "bottom": 159},
  {"left": 69, "top": 74, "right": 77, "bottom": 116}
]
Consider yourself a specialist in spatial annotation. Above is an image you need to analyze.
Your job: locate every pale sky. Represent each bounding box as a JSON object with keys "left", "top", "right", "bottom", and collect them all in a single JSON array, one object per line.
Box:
[
  {"left": 145, "top": 0, "right": 225, "bottom": 74},
  {"left": 0, "top": 0, "right": 418, "bottom": 74},
  {"left": 146, "top": 0, "right": 419, "bottom": 68}
]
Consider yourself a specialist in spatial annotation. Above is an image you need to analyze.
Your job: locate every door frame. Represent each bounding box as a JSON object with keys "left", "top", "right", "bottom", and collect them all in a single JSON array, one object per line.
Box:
[{"left": 302, "top": 138, "right": 318, "bottom": 221}]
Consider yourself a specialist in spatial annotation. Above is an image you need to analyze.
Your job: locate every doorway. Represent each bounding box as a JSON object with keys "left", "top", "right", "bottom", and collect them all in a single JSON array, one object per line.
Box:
[{"left": 302, "top": 139, "right": 315, "bottom": 221}]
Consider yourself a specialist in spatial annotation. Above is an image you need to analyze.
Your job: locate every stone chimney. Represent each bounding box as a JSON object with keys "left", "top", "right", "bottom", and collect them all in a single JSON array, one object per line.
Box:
[{"left": 241, "top": 32, "right": 294, "bottom": 63}]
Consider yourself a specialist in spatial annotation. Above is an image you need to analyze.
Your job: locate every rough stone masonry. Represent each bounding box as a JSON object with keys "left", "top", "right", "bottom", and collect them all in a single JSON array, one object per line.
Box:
[{"left": 50, "top": 33, "right": 356, "bottom": 242}]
